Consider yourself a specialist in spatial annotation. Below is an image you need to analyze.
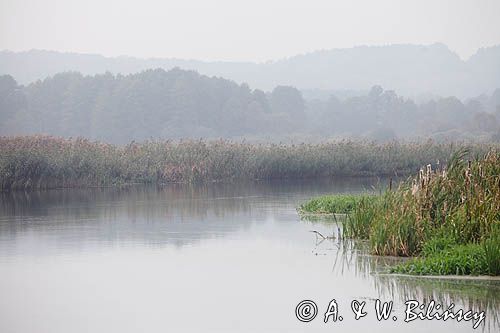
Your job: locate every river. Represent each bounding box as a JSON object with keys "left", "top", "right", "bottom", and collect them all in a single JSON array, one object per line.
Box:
[{"left": 0, "top": 179, "right": 498, "bottom": 332}]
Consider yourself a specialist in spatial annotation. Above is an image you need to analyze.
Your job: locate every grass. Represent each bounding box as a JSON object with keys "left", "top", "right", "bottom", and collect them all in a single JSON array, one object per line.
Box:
[
  {"left": 392, "top": 233, "right": 500, "bottom": 276},
  {"left": 344, "top": 195, "right": 379, "bottom": 239},
  {"left": 299, "top": 194, "right": 375, "bottom": 214},
  {"left": 483, "top": 229, "right": 500, "bottom": 275},
  {"left": 2, "top": 136, "right": 492, "bottom": 190},
  {"left": 302, "top": 149, "right": 500, "bottom": 276},
  {"left": 391, "top": 243, "right": 488, "bottom": 275}
]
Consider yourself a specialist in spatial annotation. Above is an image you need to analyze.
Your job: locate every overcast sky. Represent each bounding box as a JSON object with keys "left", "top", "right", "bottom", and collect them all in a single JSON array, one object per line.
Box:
[{"left": 1, "top": 0, "right": 499, "bottom": 62}]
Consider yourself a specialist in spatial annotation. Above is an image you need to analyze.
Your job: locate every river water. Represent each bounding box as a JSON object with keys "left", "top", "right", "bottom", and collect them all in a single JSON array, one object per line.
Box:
[{"left": 0, "top": 179, "right": 498, "bottom": 333}]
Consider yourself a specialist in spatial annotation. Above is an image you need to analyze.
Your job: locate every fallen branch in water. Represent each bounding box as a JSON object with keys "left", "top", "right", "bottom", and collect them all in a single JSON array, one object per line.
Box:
[
  {"left": 310, "top": 230, "right": 335, "bottom": 240},
  {"left": 310, "top": 230, "right": 326, "bottom": 239}
]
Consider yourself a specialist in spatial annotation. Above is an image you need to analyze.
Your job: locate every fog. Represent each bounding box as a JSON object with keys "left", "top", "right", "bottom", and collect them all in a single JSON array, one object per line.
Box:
[
  {"left": 1, "top": 1, "right": 500, "bottom": 143},
  {"left": 2, "top": 0, "right": 500, "bottom": 61},
  {"left": 2, "top": 44, "right": 500, "bottom": 97},
  {"left": 1, "top": 68, "right": 499, "bottom": 143}
]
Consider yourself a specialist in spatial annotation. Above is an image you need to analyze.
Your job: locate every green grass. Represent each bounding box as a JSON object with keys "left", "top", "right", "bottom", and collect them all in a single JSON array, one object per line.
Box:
[
  {"left": 299, "top": 194, "right": 375, "bottom": 214},
  {"left": 421, "top": 234, "right": 457, "bottom": 257},
  {"left": 344, "top": 195, "right": 379, "bottom": 239},
  {"left": 391, "top": 243, "right": 489, "bottom": 276},
  {"left": 299, "top": 194, "right": 380, "bottom": 239},
  {"left": 384, "top": 217, "right": 499, "bottom": 276},
  {"left": 482, "top": 230, "right": 500, "bottom": 275}
]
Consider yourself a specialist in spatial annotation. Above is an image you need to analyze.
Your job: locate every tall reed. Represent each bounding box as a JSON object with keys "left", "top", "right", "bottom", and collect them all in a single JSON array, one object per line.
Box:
[
  {"left": 351, "top": 149, "right": 500, "bottom": 257},
  {"left": 3, "top": 136, "right": 492, "bottom": 190}
]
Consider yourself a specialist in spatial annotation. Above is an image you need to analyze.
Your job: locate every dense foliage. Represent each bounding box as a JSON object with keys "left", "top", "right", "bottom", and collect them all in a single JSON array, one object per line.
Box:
[
  {"left": 0, "top": 136, "right": 485, "bottom": 190},
  {"left": 1, "top": 69, "right": 499, "bottom": 143}
]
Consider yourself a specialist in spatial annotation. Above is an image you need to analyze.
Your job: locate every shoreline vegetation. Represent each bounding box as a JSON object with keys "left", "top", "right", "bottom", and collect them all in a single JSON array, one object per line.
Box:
[
  {"left": 1, "top": 136, "right": 496, "bottom": 190},
  {"left": 300, "top": 150, "right": 500, "bottom": 276},
  {"left": 2, "top": 136, "right": 499, "bottom": 275}
]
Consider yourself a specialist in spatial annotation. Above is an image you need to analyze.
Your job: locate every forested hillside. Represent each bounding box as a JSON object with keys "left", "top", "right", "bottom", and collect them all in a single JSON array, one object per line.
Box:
[{"left": 2, "top": 44, "right": 500, "bottom": 98}]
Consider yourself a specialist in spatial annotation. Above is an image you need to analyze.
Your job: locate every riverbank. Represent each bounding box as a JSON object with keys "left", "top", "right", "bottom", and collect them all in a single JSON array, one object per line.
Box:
[
  {"left": 300, "top": 150, "right": 500, "bottom": 276},
  {"left": 2, "top": 136, "right": 495, "bottom": 190}
]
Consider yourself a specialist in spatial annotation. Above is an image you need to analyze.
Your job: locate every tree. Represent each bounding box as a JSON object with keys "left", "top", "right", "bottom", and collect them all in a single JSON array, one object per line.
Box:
[{"left": 269, "top": 86, "right": 305, "bottom": 116}]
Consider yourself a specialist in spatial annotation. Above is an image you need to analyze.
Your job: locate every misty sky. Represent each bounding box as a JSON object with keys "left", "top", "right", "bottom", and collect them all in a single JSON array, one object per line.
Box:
[{"left": 1, "top": 0, "right": 500, "bottom": 62}]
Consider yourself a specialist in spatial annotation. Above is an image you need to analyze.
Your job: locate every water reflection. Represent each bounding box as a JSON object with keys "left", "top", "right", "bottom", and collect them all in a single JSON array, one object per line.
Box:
[
  {"left": 0, "top": 178, "right": 498, "bottom": 333},
  {"left": 0, "top": 179, "right": 379, "bottom": 253},
  {"left": 302, "top": 215, "right": 500, "bottom": 330},
  {"left": 375, "top": 274, "right": 500, "bottom": 330}
]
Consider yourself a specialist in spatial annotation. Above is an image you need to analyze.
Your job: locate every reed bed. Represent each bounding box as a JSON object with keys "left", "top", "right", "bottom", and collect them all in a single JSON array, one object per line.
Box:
[
  {"left": 301, "top": 149, "right": 500, "bottom": 275},
  {"left": 0, "top": 135, "right": 495, "bottom": 190},
  {"left": 368, "top": 150, "right": 500, "bottom": 258},
  {"left": 377, "top": 151, "right": 500, "bottom": 275}
]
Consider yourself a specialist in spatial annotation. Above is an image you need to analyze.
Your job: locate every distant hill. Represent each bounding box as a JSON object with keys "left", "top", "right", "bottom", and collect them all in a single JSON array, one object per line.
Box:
[{"left": 1, "top": 43, "right": 500, "bottom": 98}]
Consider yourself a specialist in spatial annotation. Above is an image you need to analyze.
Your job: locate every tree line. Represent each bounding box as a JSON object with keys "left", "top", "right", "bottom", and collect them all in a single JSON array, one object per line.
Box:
[{"left": 0, "top": 68, "right": 499, "bottom": 143}]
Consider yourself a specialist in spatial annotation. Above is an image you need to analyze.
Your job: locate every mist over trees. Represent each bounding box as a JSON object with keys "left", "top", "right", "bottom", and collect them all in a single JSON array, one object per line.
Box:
[
  {"left": 1, "top": 43, "right": 500, "bottom": 98},
  {"left": 1, "top": 68, "right": 499, "bottom": 144}
]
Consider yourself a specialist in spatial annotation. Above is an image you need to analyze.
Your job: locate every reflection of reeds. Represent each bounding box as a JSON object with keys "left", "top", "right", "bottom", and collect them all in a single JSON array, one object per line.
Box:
[
  {"left": 318, "top": 236, "right": 500, "bottom": 331},
  {"left": 303, "top": 218, "right": 500, "bottom": 330},
  {"left": 375, "top": 274, "right": 500, "bottom": 331},
  {"left": 329, "top": 238, "right": 404, "bottom": 279},
  {"left": 2, "top": 136, "right": 493, "bottom": 189}
]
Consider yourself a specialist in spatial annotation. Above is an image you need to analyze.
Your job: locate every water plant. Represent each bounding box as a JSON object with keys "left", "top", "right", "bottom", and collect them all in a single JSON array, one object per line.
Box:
[
  {"left": 391, "top": 244, "right": 488, "bottom": 275},
  {"left": 483, "top": 227, "right": 500, "bottom": 276},
  {"left": 299, "top": 194, "right": 375, "bottom": 215},
  {"left": 303, "top": 148, "right": 500, "bottom": 275},
  {"left": 344, "top": 195, "right": 379, "bottom": 239},
  {"left": 2, "top": 136, "right": 490, "bottom": 190},
  {"left": 366, "top": 149, "right": 499, "bottom": 258}
]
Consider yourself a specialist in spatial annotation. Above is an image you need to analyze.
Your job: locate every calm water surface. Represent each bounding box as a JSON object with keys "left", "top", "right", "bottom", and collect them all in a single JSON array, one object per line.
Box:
[{"left": 0, "top": 179, "right": 498, "bottom": 333}]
